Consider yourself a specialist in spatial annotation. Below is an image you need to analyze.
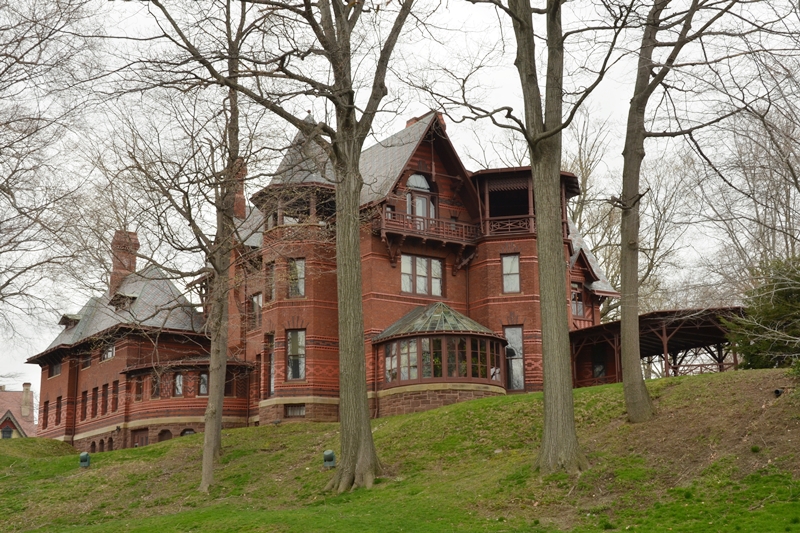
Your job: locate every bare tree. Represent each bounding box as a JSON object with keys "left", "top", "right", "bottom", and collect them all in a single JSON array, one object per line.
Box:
[
  {"left": 613, "top": 0, "right": 793, "bottom": 422},
  {"left": 115, "top": 0, "right": 419, "bottom": 492},
  {"left": 0, "top": 0, "right": 98, "bottom": 332}
]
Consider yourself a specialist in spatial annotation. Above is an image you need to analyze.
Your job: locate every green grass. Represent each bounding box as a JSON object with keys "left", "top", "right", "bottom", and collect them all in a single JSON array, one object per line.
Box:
[{"left": 1, "top": 368, "right": 798, "bottom": 532}]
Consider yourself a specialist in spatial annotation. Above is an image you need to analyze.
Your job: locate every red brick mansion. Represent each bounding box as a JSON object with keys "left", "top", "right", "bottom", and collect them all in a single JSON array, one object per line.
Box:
[{"left": 29, "top": 112, "right": 617, "bottom": 450}]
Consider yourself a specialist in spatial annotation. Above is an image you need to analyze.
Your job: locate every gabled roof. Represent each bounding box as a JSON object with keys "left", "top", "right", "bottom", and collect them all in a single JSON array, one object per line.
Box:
[
  {"left": 0, "top": 391, "right": 35, "bottom": 437},
  {"left": 567, "top": 220, "right": 619, "bottom": 297},
  {"left": 359, "top": 112, "right": 439, "bottom": 206},
  {"left": 30, "top": 265, "right": 204, "bottom": 361},
  {"left": 373, "top": 302, "right": 505, "bottom": 342}
]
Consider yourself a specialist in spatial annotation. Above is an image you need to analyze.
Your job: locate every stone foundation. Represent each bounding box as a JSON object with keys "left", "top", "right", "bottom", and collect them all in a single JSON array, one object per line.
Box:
[{"left": 376, "top": 383, "right": 505, "bottom": 417}]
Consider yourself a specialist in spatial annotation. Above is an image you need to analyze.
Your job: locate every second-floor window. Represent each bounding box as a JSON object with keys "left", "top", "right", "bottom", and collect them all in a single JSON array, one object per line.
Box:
[
  {"left": 265, "top": 262, "right": 275, "bottom": 301},
  {"left": 173, "top": 373, "right": 183, "bottom": 397},
  {"left": 198, "top": 372, "right": 209, "bottom": 396},
  {"left": 405, "top": 173, "right": 436, "bottom": 221},
  {"left": 101, "top": 345, "right": 115, "bottom": 361},
  {"left": 288, "top": 259, "right": 305, "bottom": 298},
  {"left": 502, "top": 254, "right": 520, "bottom": 293},
  {"left": 401, "top": 255, "right": 443, "bottom": 296}
]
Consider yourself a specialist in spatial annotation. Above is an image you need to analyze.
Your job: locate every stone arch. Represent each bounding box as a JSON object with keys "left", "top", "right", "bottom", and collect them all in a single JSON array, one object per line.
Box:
[{"left": 157, "top": 429, "right": 172, "bottom": 442}]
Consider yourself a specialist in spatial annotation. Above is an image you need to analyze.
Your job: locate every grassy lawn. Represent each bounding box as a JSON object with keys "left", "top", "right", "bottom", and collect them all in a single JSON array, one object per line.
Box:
[{"left": 1, "top": 369, "right": 798, "bottom": 532}]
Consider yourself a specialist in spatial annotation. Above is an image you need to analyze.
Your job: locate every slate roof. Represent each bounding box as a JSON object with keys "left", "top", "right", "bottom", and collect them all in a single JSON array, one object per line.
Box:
[
  {"left": 271, "top": 115, "right": 336, "bottom": 187},
  {"left": 567, "top": 220, "right": 619, "bottom": 297},
  {"left": 373, "top": 302, "right": 504, "bottom": 342},
  {"left": 0, "top": 390, "right": 35, "bottom": 437},
  {"left": 359, "top": 113, "right": 437, "bottom": 206},
  {"left": 36, "top": 265, "right": 204, "bottom": 357},
  {"left": 236, "top": 205, "right": 264, "bottom": 248}
]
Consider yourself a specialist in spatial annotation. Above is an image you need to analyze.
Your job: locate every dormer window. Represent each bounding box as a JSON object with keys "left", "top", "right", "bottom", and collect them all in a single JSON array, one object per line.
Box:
[{"left": 405, "top": 174, "right": 435, "bottom": 223}]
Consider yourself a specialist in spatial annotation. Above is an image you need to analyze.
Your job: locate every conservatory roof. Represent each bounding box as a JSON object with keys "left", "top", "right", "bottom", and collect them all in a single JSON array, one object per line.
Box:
[{"left": 373, "top": 302, "right": 505, "bottom": 343}]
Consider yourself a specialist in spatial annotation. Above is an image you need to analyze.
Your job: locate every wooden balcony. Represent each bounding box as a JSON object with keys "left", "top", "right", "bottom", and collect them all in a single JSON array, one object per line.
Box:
[
  {"left": 380, "top": 210, "right": 481, "bottom": 246},
  {"left": 484, "top": 215, "right": 535, "bottom": 236}
]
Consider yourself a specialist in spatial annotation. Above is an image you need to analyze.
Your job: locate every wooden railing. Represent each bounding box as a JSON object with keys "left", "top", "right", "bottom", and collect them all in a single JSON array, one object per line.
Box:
[
  {"left": 670, "top": 362, "right": 737, "bottom": 376},
  {"left": 381, "top": 210, "right": 481, "bottom": 244},
  {"left": 486, "top": 215, "right": 534, "bottom": 235}
]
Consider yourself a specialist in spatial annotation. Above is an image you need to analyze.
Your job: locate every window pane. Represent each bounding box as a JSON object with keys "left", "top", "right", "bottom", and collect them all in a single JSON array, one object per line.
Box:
[
  {"left": 421, "top": 338, "right": 431, "bottom": 378},
  {"left": 199, "top": 373, "right": 209, "bottom": 396},
  {"left": 447, "top": 337, "right": 457, "bottom": 377},
  {"left": 502, "top": 255, "right": 520, "bottom": 293},
  {"left": 471, "top": 338, "right": 479, "bottom": 378},
  {"left": 457, "top": 338, "right": 468, "bottom": 377},
  {"left": 287, "top": 330, "right": 306, "bottom": 380},
  {"left": 431, "top": 259, "right": 442, "bottom": 296},
  {"left": 173, "top": 374, "right": 183, "bottom": 396},
  {"left": 409, "top": 339, "right": 418, "bottom": 380},
  {"left": 416, "top": 257, "right": 428, "bottom": 294},
  {"left": 432, "top": 338, "right": 443, "bottom": 378},
  {"left": 401, "top": 255, "right": 413, "bottom": 292},
  {"left": 385, "top": 343, "right": 397, "bottom": 383},
  {"left": 289, "top": 259, "right": 305, "bottom": 297},
  {"left": 400, "top": 340, "right": 409, "bottom": 381}
]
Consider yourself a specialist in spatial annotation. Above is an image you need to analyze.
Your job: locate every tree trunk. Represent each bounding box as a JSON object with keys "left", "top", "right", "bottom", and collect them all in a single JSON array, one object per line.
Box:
[
  {"left": 200, "top": 269, "right": 229, "bottom": 492},
  {"left": 508, "top": 0, "right": 586, "bottom": 474},
  {"left": 325, "top": 154, "right": 381, "bottom": 493},
  {"left": 618, "top": 1, "right": 667, "bottom": 424}
]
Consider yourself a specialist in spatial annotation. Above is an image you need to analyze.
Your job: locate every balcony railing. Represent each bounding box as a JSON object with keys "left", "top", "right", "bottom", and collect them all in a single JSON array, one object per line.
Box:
[
  {"left": 381, "top": 209, "right": 538, "bottom": 244},
  {"left": 381, "top": 210, "right": 481, "bottom": 245},
  {"left": 486, "top": 215, "right": 535, "bottom": 235}
]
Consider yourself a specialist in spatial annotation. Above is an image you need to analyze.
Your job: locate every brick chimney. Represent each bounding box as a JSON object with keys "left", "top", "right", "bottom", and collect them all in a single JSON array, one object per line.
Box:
[
  {"left": 20, "top": 383, "right": 32, "bottom": 421},
  {"left": 233, "top": 158, "right": 247, "bottom": 220},
  {"left": 109, "top": 230, "right": 140, "bottom": 296}
]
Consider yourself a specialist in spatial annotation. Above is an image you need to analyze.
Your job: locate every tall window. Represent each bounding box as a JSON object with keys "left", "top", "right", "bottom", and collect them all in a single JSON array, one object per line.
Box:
[
  {"left": 401, "top": 255, "right": 443, "bottom": 296},
  {"left": 101, "top": 384, "right": 108, "bottom": 415},
  {"left": 134, "top": 376, "right": 143, "bottom": 402},
  {"left": 286, "top": 330, "right": 306, "bottom": 380},
  {"left": 42, "top": 401, "right": 49, "bottom": 429},
  {"left": 502, "top": 254, "right": 520, "bottom": 293},
  {"left": 112, "top": 381, "right": 119, "bottom": 412},
  {"left": 102, "top": 345, "right": 115, "bottom": 361},
  {"left": 91, "top": 388, "right": 98, "bottom": 417},
  {"left": 198, "top": 372, "right": 209, "bottom": 396},
  {"left": 81, "top": 391, "right": 88, "bottom": 420},
  {"left": 55, "top": 396, "right": 62, "bottom": 425},
  {"left": 571, "top": 282, "right": 585, "bottom": 317},
  {"left": 49, "top": 362, "right": 61, "bottom": 377},
  {"left": 224, "top": 370, "right": 235, "bottom": 397},
  {"left": 405, "top": 173, "right": 436, "bottom": 225},
  {"left": 265, "top": 262, "right": 275, "bottom": 301},
  {"left": 173, "top": 373, "right": 183, "bottom": 397},
  {"left": 288, "top": 259, "right": 305, "bottom": 298},
  {"left": 504, "top": 326, "right": 524, "bottom": 390},
  {"left": 248, "top": 293, "right": 263, "bottom": 330},
  {"left": 151, "top": 375, "right": 160, "bottom": 399},
  {"left": 81, "top": 353, "right": 91, "bottom": 369}
]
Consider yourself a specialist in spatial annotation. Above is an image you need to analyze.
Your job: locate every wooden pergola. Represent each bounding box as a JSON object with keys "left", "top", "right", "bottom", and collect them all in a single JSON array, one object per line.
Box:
[{"left": 569, "top": 307, "right": 744, "bottom": 388}]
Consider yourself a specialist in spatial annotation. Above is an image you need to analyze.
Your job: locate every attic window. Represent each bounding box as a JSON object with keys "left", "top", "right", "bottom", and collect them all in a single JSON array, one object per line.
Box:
[
  {"left": 101, "top": 345, "right": 115, "bottom": 361},
  {"left": 407, "top": 173, "right": 430, "bottom": 191}
]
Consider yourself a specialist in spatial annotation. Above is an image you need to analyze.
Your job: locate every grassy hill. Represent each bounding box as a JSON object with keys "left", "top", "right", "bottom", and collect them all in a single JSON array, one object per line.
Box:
[{"left": 1, "top": 369, "right": 798, "bottom": 532}]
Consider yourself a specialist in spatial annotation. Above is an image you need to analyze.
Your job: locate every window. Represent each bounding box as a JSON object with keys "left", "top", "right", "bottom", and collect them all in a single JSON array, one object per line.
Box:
[
  {"left": 81, "top": 353, "right": 91, "bottom": 369},
  {"left": 49, "top": 361, "right": 61, "bottom": 378},
  {"left": 248, "top": 293, "right": 263, "bottom": 330},
  {"left": 224, "top": 370, "right": 235, "bottom": 397},
  {"left": 101, "top": 345, "right": 115, "bottom": 361},
  {"left": 134, "top": 376, "right": 143, "bottom": 402},
  {"left": 112, "top": 381, "right": 119, "bottom": 412},
  {"left": 265, "top": 262, "right": 275, "bottom": 301},
  {"left": 401, "top": 255, "right": 443, "bottom": 296},
  {"left": 42, "top": 401, "right": 49, "bottom": 429},
  {"left": 173, "top": 373, "right": 183, "bottom": 397},
  {"left": 288, "top": 259, "right": 305, "bottom": 298},
  {"left": 286, "top": 330, "right": 306, "bottom": 380},
  {"left": 101, "top": 384, "right": 108, "bottom": 415},
  {"left": 285, "top": 404, "right": 306, "bottom": 418},
  {"left": 1, "top": 427, "right": 11, "bottom": 439},
  {"left": 198, "top": 372, "right": 209, "bottom": 396},
  {"left": 383, "top": 336, "right": 502, "bottom": 385},
  {"left": 504, "top": 326, "right": 524, "bottom": 390},
  {"left": 571, "top": 282, "right": 585, "bottom": 317},
  {"left": 502, "top": 254, "right": 520, "bottom": 293},
  {"left": 91, "top": 388, "right": 98, "bottom": 418},
  {"left": 55, "top": 396, "right": 62, "bottom": 425},
  {"left": 151, "top": 375, "right": 160, "bottom": 399},
  {"left": 592, "top": 346, "right": 606, "bottom": 379},
  {"left": 81, "top": 391, "right": 88, "bottom": 420},
  {"left": 405, "top": 174, "right": 436, "bottom": 227}
]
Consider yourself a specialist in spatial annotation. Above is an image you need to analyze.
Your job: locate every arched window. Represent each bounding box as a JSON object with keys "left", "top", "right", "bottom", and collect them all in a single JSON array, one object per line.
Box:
[
  {"left": 107, "top": 437, "right": 113, "bottom": 451},
  {"left": 90, "top": 441, "right": 96, "bottom": 453},
  {"left": 99, "top": 440, "right": 105, "bottom": 452},
  {"left": 405, "top": 174, "right": 436, "bottom": 224}
]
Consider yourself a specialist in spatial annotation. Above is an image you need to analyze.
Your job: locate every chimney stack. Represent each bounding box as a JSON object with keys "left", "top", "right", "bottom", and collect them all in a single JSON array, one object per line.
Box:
[
  {"left": 21, "top": 383, "right": 32, "bottom": 420},
  {"left": 233, "top": 158, "right": 247, "bottom": 220},
  {"left": 109, "top": 230, "right": 140, "bottom": 296}
]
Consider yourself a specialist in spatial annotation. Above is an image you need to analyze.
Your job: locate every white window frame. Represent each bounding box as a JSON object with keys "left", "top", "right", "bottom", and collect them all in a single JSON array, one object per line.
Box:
[{"left": 502, "top": 254, "right": 520, "bottom": 293}]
